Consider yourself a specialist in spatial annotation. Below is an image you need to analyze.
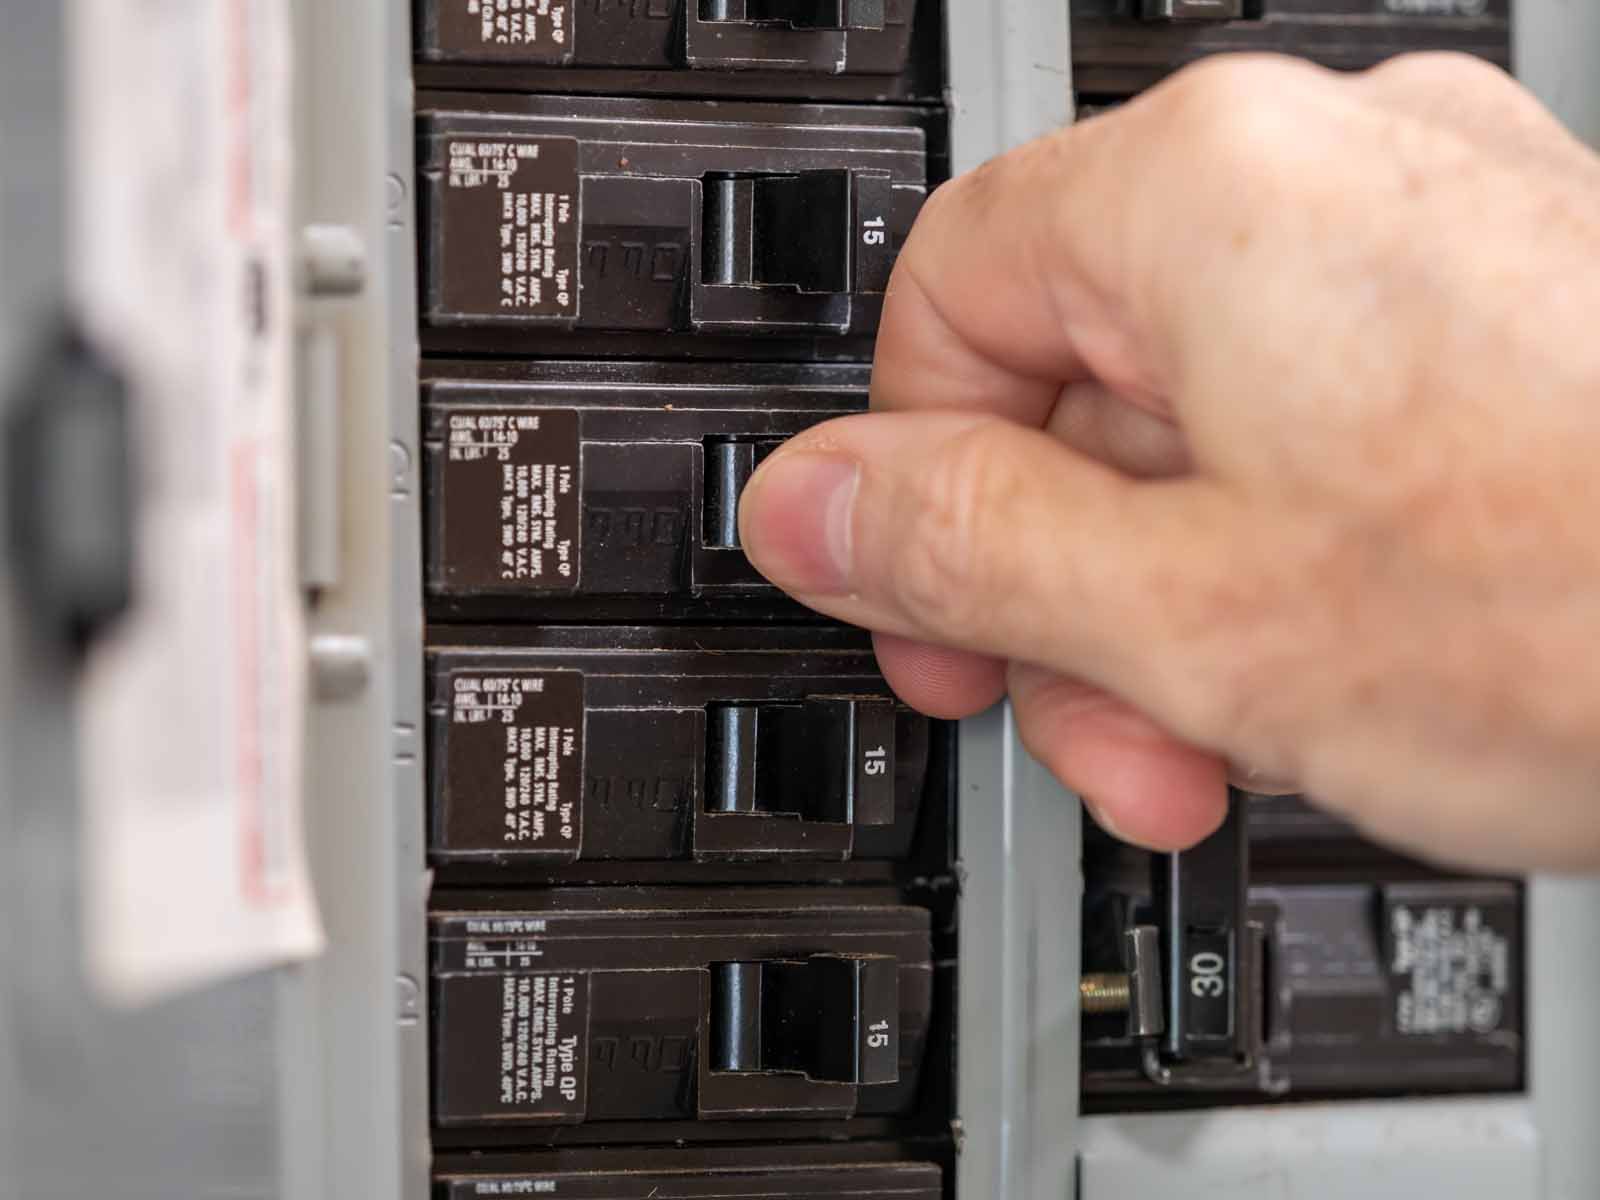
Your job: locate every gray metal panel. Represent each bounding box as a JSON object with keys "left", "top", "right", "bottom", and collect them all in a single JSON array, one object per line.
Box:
[
  {"left": 0, "top": 4, "right": 71, "bottom": 1184},
  {"left": 280, "top": 0, "right": 416, "bottom": 1198},
  {"left": 1081, "top": 1099, "right": 1541, "bottom": 1197},
  {"left": 1496, "top": 5, "right": 1600, "bottom": 1094},
  {"left": 1528, "top": 878, "right": 1600, "bottom": 1199},
  {"left": 946, "top": 7, "right": 1080, "bottom": 1199},
  {"left": 385, "top": 0, "right": 433, "bottom": 1194},
  {"left": 1516, "top": 0, "right": 1600, "bottom": 143}
]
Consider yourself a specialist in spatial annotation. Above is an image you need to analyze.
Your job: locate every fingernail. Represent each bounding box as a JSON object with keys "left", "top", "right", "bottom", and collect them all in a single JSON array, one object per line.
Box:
[{"left": 739, "top": 452, "right": 860, "bottom": 595}]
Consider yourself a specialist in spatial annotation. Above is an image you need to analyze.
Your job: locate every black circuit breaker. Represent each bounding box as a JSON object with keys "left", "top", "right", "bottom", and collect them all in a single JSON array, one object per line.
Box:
[
  {"left": 426, "top": 627, "right": 947, "bottom": 868},
  {"left": 1079, "top": 795, "right": 1526, "bottom": 1108},
  {"left": 430, "top": 888, "right": 934, "bottom": 1133},
  {"left": 422, "top": 360, "right": 870, "bottom": 618},
  {"left": 1071, "top": 0, "right": 1513, "bottom": 96},
  {"left": 434, "top": 1147, "right": 947, "bottom": 1198},
  {"left": 437, "top": 1161, "right": 943, "bottom": 1200},
  {"left": 416, "top": 0, "right": 920, "bottom": 77},
  {"left": 418, "top": 96, "right": 927, "bottom": 348}
]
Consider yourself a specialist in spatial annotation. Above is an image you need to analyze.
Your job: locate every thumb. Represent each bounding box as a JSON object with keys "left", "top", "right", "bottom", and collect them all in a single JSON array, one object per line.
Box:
[{"left": 737, "top": 409, "right": 1260, "bottom": 755}]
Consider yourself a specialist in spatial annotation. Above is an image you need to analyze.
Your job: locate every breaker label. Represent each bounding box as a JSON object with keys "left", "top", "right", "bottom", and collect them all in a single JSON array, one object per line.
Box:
[
  {"left": 439, "top": 407, "right": 581, "bottom": 592},
  {"left": 1389, "top": 902, "right": 1512, "bottom": 1036},
  {"left": 431, "top": 0, "right": 576, "bottom": 62},
  {"left": 1380, "top": 0, "right": 1491, "bottom": 15},
  {"left": 438, "top": 971, "right": 590, "bottom": 1122},
  {"left": 445, "top": 671, "right": 585, "bottom": 858},
  {"left": 468, "top": 1181, "right": 560, "bottom": 1197},
  {"left": 439, "top": 137, "right": 579, "bottom": 320},
  {"left": 496, "top": 972, "right": 588, "bottom": 1116}
]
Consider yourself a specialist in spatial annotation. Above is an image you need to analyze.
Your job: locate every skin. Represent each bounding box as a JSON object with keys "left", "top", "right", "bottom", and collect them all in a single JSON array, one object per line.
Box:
[{"left": 736, "top": 52, "right": 1600, "bottom": 874}]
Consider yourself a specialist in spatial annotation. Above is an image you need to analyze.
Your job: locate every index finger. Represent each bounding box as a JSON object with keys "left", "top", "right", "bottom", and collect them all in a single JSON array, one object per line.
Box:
[
  {"left": 869, "top": 54, "right": 1330, "bottom": 423},
  {"left": 871, "top": 107, "right": 1157, "bottom": 422}
]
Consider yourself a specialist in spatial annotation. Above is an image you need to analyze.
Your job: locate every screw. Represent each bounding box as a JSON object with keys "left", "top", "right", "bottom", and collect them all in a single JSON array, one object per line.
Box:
[{"left": 1080, "top": 973, "right": 1133, "bottom": 1015}]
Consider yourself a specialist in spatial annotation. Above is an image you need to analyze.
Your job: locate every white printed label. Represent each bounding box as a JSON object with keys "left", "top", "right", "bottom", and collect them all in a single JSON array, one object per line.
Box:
[
  {"left": 496, "top": 973, "right": 588, "bottom": 1116},
  {"left": 1391, "top": 904, "right": 1510, "bottom": 1036},
  {"left": 71, "top": 0, "right": 321, "bottom": 1004}
]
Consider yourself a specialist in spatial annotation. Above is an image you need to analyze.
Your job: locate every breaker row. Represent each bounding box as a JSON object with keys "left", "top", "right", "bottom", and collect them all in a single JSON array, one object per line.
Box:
[
  {"left": 412, "top": 0, "right": 1510, "bottom": 99},
  {"left": 427, "top": 871, "right": 1522, "bottom": 1140}
]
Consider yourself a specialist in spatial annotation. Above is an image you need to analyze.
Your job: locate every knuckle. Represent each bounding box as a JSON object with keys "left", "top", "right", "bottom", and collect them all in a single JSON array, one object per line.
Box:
[
  {"left": 911, "top": 172, "right": 962, "bottom": 233},
  {"left": 1366, "top": 50, "right": 1513, "bottom": 95},
  {"left": 914, "top": 132, "right": 1036, "bottom": 238},
  {"left": 885, "top": 422, "right": 1018, "bottom": 636},
  {"left": 1153, "top": 56, "right": 1329, "bottom": 177}
]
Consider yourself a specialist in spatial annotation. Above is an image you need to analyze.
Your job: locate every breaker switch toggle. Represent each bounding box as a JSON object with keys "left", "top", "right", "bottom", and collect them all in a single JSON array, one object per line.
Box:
[
  {"left": 703, "top": 0, "right": 888, "bottom": 31},
  {"left": 711, "top": 954, "right": 900, "bottom": 1085},
  {"left": 703, "top": 172, "right": 854, "bottom": 295},
  {"left": 1140, "top": 0, "right": 1245, "bottom": 18},
  {"left": 703, "top": 439, "right": 782, "bottom": 552},
  {"left": 707, "top": 696, "right": 898, "bottom": 828}
]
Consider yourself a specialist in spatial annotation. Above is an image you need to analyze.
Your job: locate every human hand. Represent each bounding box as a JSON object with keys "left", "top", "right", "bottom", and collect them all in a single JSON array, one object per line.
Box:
[{"left": 738, "top": 53, "right": 1600, "bottom": 872}]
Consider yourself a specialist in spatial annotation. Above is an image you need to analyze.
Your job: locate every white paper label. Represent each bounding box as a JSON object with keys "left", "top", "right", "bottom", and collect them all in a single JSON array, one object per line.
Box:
[{"left": 71, "top": 0, "right": 322, "bottom": 1004}]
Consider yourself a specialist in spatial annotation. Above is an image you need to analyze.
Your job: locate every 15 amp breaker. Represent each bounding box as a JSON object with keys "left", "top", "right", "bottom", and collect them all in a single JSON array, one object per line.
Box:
[
  {"left": 436, "top": 1160, "right": 943, "bottom": 1200},
  {"left": 426, "top": 627, "right": 947, "bottom": 869},
  {"left": 433, "top": 1145, "right": 950, "bottom": 1198},
  {"left": 416, "top": 0, "right": 920, "bottom": 76},
  {"left": 430, "top": 888, "right": 935, "bottom": 1133},
  {"left": 422, "top": 359, "right": 873, "bottom": 620},
  {"left": 418, "top": 96, "right": 927, "bottom": 354}
]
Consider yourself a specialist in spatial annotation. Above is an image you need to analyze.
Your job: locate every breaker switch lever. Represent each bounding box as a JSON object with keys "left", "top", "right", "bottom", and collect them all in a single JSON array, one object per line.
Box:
[
  {"left": 1154, "top": 792, "right": 1248, "bottom": 1063},
  {"left": 704, "top": 0, "right": 887, "bottom": 30},
  {"left": 703, "top": 439, "right": 783, "bottom": 551},
  {"left": 1140, "top": 0, "right": 1244, "bottom": 18},
  {"left": 711, "top": 954, "right": 900, "bottom": 1085},
  {"left": 707, "top": 697, "right": 898, "bottom": 826},
  {"left": 703, "top": 172, "right": 853, "bottom": 295}
]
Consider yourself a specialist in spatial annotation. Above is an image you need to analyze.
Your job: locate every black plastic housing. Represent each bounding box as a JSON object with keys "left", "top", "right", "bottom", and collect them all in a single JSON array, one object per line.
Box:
[
  {"left": 412, "top": 0, "right": 934, "bottom": 88},
  {"left": 430, "top": 887, "right": 935, "bottom": 1134},
  {"left": 418, "top": 95, "right": 929, "bottom": 359},
  {"left": 421, "top": 359, "right": 872, "bottom": 623},
  {"left": 1071, "top": 0, "right": 1512, "bottom": 97},
  {"left": 426, "top": 626, "right": 950, "bottom": 873},
  {"left": 432, "top": 1142, "right": 952, "bottom": 1198},
  {"left": 1082, "top": 856, "right": 1525, "bottom": 1107},
  {"left": 437, "top": 1158, "right": 941, "bottom": 1200}
]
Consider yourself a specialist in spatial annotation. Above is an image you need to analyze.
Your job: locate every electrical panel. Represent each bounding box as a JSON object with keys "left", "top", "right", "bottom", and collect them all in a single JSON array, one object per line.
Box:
[
  {"left": 12, "top": 3, "right": 1600, "bottom": 1200},
  {"left": 410, "top": 1, "right": 1529, "bottom": 1198}
]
